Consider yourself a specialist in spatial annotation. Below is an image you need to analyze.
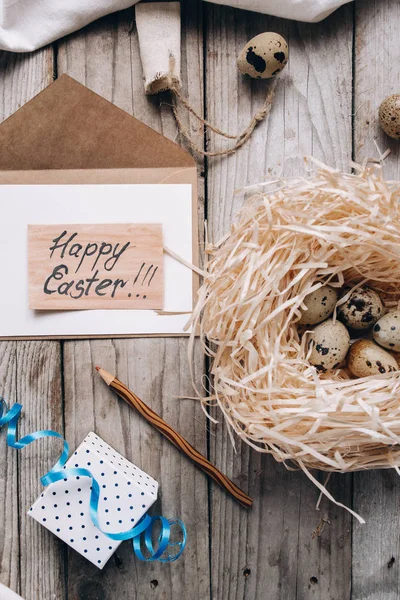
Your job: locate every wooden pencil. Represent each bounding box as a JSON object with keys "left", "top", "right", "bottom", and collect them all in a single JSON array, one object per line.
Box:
[{"left": 96, "top": 366, "right": 253, "bottom": 509}]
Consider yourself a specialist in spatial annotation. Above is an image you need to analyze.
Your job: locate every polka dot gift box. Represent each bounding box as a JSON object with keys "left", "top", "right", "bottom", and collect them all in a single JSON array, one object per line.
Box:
[{"left": 28, "top": 431, "right": 158, "bottom": 568}]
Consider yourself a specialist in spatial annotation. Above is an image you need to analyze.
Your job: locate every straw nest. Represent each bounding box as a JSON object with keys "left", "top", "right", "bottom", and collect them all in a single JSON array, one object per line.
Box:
[{"left": 189, "top": 160, "right": 400, "bottom": 513}]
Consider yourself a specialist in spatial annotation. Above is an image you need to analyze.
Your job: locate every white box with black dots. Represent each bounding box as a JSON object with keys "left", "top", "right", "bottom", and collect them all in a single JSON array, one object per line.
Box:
[{"left": 28, "top": 432, "right": 158, "bottom": 568}]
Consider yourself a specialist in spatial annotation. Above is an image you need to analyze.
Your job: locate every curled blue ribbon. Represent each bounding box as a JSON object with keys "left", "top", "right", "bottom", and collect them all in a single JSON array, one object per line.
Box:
[{"left": 0, "top": 399, "right": 186, "bottom": 562}]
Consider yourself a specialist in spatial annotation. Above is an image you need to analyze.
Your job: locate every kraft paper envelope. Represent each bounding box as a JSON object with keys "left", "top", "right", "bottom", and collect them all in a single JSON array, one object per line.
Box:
[{"left": 0, "top": 75, "right": 198, "bottom": 340}]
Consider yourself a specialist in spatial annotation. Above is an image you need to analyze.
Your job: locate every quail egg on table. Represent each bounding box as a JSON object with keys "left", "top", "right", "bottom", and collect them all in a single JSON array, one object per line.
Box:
[
  {"left": 373, "top": 309, "right": 400, "bottom": 352},
  {"left": 348, "top": 339, "right": 398, "bottom": 378},
  {"left": 237, "top": 32, "right": 288, "bottom": 79},
  {"left": 309, "top": 319, "right": 350, "bottom": 372},
  {"left": 337, "top": 286, "right": 383, "bottom": 330},
  {"left": 379, "top": 94, "right": 400, "bottom": 140},
  {"left": 298, "top": 284, "right": 338, "bottom": 325}
]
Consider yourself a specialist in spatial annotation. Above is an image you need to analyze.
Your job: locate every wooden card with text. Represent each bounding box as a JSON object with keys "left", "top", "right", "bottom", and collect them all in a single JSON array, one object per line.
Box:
[{"left": 28, "top": 224, "right": 164, "bottom": 310}]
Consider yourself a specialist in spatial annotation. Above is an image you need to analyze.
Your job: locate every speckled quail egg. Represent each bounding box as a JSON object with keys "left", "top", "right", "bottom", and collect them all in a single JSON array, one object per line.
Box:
[
  {"left": 337, "top": 287, "right": 383, "bottom": 330},
  {"left": 237, "top": 32, "right": 288, "bottom": 79},
  {"left": 309, "top": 319, "right": 351, "bottom": 372},
  {"left": 373, "top": 309, "right": 400, "bottom": 352},
  {"left": 379, "top": 94, "right": 400, "bottom": 140},
  {"left": 348, "top": 339, "right": 398, "bottom": 378},
  {"left": 298, "top": 285, "right": 338, "bottom": 325}
]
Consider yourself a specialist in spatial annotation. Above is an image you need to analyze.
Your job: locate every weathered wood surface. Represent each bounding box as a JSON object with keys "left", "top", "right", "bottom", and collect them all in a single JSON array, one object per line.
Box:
[
  {"left": 0, "top": 342, "right": 18, "bottom": 594},
  {"left": 62, "top": 338, "right": 209, "bottom": 599},
  {"left": 57, "top": 3, "right": 209, "bottom": 600},
  {"left": 0, "top": 48, "right": 61, "bottom": 600},
  {"left": 206, "top": 6, "right": 354, "bottom": 600},
  {"left": 0, "top": 1, "right": 400, "bottom": 599},
  {"left": 17, "top": 342, "right": 65, "bottom": 600},
  {"left": 353, "top": 1, "right": 400, "bottom": 599}
]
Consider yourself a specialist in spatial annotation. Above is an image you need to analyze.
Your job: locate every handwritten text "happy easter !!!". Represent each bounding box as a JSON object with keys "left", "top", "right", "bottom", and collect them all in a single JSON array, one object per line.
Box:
[{"left": 43, "top": 230, "right": 158, "bottom": 300}]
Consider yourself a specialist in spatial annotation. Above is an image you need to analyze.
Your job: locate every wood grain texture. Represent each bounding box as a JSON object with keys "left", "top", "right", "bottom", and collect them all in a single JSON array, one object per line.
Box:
[
  {"left": 0, "top": 46, "right": 56, "bottom": 599},
  {"left": 0, "top": 342, "right": 18, "bottom": 594},
  {"left": 353, "top": 1, "right": 400, "bottom": 598},
  {"left": 206, "top": 6, "right": 353, "bottom": 240},
  {"left": 16, "top": 342, "right": 65, "bottom": 600},
  {"left": 354, "top": 0, "right": 400, "bottom": 178},
  {"left": 57, "top": 3, "right": 208, "bottom": 599},
  {"left": 0, "top": 47, "right": 54, "bottom": 121},
  {"left": 2, "top": 2, "right": 399, "bottom": 598},
  {"left": 205, "top": 6, "right": 353, "bottom": 600},
  {"left": 63, "top": 339, "right": 209, "bottom": 599}
]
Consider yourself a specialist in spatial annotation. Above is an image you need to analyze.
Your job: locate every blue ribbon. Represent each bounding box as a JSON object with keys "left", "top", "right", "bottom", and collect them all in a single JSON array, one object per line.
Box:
[{"left": 0, "top": 399, "right": 186, "bottom": 562}]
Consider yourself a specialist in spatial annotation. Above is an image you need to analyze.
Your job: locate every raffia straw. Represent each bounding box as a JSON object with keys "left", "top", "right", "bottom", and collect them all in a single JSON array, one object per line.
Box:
[
  {"left": 188, "top": 158, "right": 400, "bottom": 522},
  {"left": 171, "top": 79, "right": 278, "bottom": 158}
]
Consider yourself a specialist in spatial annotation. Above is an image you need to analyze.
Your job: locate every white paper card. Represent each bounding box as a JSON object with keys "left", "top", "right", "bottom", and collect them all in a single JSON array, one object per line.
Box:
[{"left": 0, "top": 184, "right": 193, "bottom": 337}]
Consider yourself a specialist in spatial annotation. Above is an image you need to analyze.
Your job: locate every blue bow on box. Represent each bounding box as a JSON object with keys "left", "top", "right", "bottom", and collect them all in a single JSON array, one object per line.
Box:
[{"left": 0, "top": 399, "right": 186, "bottom": 568}]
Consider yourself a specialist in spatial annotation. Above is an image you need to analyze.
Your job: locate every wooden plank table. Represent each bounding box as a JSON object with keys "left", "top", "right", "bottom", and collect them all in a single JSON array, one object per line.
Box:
[{"left": 0, "top": 1, "right": 399, "bottom": 598}]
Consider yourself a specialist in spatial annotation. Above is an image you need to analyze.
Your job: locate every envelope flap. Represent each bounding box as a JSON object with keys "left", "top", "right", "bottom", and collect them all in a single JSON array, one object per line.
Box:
[{"left": 0, "top": 74, "right": 195, "bottom": 170}]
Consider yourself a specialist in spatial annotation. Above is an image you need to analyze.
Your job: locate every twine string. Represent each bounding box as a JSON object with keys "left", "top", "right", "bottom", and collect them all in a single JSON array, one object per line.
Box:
[
  {"left": 161, "top": 55, "right": 278, "bottom": 158},
  {"left": 171, "top": 85, "right": 237, "bottom": 140},
  {"left": 170, "top": 79, "right": 278, "bottom": 158}
]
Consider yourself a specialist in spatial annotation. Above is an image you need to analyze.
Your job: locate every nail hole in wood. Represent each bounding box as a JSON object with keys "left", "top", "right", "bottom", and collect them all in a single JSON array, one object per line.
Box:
[{"left": 113, "top": 553, "right": 123, "bottom": 569}]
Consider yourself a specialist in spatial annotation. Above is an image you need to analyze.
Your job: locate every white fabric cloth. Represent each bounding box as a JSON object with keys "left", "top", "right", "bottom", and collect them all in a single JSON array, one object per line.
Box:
[
  {"left": 0, "top": 584, "right": 25, "bottom": 600},
  {"left": 0, "top": 0, "right": 137, "bottom": 52},
  {"left": 207, "top": 0, "right": 352, "bottom": 21},
  {"left": 136, "top": 3, "right": 181, "bottom": 95},
  {"left": 0, "top": 0, "right": 354, "bottom": 53}
]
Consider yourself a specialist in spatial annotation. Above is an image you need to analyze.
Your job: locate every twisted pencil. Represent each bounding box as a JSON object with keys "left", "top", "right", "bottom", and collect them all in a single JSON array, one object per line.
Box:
[{"left": 96, "top": 367, "right": 252, "bottom": 509}]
